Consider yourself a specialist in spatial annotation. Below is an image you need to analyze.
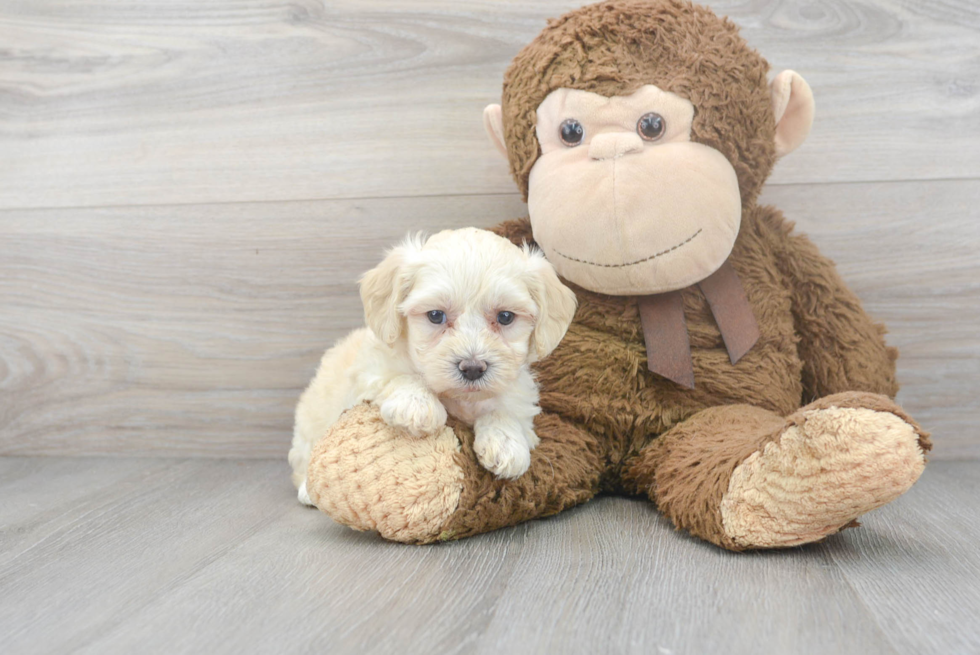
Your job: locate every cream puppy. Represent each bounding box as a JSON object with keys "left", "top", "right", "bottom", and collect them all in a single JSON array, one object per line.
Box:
[{"left": 289, "top": 228, "right": 577, "bottom": 505}]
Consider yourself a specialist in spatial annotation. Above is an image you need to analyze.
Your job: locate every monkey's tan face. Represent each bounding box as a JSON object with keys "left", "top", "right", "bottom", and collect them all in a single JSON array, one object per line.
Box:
[{"left": 528, "top": 85, "right": 742, "bottom": 295}]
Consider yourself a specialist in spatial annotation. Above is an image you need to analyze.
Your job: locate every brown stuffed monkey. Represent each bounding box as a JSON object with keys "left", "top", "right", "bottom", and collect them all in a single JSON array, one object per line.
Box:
[{"left": 305, "top": 0, "right": 930, "bottom": 550}]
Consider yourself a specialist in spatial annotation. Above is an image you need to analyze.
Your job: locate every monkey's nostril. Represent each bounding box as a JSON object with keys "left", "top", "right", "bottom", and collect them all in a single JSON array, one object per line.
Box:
[{"left": 458, "top": 359, "right": 488, "bottom": 381}]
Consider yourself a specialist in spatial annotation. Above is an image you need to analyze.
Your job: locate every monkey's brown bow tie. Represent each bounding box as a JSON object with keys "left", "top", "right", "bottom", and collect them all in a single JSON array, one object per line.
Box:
[{"left": 637, "top": 260, "right": 760, "bottom": 389}]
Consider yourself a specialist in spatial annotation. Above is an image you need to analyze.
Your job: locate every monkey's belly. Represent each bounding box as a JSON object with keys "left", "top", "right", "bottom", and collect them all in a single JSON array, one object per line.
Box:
[{"left": 534, "top": 278, "right": 803, "bottom": 444}]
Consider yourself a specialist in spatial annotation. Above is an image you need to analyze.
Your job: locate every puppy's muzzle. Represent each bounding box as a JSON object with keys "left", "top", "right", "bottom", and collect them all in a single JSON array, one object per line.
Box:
[{"left": 458, "top": 359, "right": 488, "bottom": 381}]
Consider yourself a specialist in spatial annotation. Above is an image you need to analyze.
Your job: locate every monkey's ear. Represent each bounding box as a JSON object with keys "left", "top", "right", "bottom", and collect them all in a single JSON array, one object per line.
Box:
[
  {"left": 359, "top": 235, "right": 424, "bottom": 346},
  {"left": 483, "top": 104, "right": 509, "bottom": 159},
  {"left": 770, "top": 70, "right": 815, "bottom": 158}
]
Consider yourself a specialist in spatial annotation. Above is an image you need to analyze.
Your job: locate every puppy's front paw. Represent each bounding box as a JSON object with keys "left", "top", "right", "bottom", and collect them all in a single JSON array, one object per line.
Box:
[
  {"left": 474, "top": 423, "right": 531, "bottom": 480},
  {"left": 379, "top": 387, "right": 448, "bottom": 437}
]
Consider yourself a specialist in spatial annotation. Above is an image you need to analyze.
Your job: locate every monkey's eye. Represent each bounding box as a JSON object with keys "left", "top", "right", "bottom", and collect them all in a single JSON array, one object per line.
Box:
[
  {"left": 637, "top": 112, "right": 666, "bottom": 141},
  {"left": 559, "top": 119, "right": 584, "bottom": 147},
  {"left": 426, "top": 310, "right": 446, "bottom": 324},
  {"left": 496, "top": 311, "right": 516, "bottom": 326}
]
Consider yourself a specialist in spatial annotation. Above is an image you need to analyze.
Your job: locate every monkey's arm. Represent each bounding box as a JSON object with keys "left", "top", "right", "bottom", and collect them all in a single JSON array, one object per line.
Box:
[
  {"left": 757, "top": 206, "right": 898, "bottom": 401},
  {"left": 305, "top": 403, "right": 604, "bottom": 544}
]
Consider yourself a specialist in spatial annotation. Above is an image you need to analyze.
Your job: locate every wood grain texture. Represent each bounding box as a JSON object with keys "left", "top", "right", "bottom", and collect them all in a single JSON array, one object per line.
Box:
[
  {"left": 1, "top": 181, "right": 976, "bottom": 458},
  {"left": 0, "top": 457, "right": 977, "bottom": 654},
  {"left": 0, "top": 0, "right": 978, "bottom": 209},
  {"left": 0, "top": 458, "right": 288, "bottom": 653},
  {"left": 2, "top": 2, "right": 977, "bottom": 651},
  {"left": 758, "top": 180, "right": 980, "bottom": 458}
]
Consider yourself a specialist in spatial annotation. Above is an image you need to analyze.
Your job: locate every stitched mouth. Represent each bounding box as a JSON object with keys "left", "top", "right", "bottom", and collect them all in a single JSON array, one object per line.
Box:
[{"left": 551, "top": 228, "right": 702, "bottom": 269}]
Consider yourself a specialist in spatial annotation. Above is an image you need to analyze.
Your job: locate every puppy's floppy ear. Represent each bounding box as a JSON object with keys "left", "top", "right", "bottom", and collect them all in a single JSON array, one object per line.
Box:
[
  {"left": 525, "top": 247, "right": 577, "bottom": 360},
  {"left": 359, "top": 235, "right": 425, "bottom": 346}
]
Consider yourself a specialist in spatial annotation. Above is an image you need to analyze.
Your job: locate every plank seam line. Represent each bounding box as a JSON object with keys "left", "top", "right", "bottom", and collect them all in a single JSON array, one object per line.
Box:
[{"left": 0, "top": 177, "right": 978, "bottom": 213}]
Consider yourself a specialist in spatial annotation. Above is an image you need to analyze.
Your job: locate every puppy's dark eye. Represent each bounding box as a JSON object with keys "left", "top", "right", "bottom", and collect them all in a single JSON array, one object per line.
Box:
[
  {"left": 426, "top": 310, "right": 446, "bottom": 324},
  {"left": 559, "top": 119, "right": 584, "bottom": 147},
  {"left": 497, "top": 311, "right": 515, "bottom": 326},
  {"left": 637, "top": 112, "right": 666, "bottom": 141}
]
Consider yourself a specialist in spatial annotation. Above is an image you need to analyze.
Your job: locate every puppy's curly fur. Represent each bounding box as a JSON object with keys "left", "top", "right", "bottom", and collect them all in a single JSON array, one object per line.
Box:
[{"left": 289, "top": 228, "right": 577, "bottom": 503}]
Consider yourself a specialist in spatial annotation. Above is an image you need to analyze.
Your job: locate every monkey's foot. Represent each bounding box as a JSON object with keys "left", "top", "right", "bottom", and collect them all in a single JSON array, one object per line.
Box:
[{"left": 720, "top": 393, "right": 930, "bottom": 549}]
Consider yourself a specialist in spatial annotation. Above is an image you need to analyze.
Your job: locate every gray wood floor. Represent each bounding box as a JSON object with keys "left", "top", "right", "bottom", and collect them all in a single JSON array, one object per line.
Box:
[{"left": 1, "top": 457, "right": 978, "bottom": 655}]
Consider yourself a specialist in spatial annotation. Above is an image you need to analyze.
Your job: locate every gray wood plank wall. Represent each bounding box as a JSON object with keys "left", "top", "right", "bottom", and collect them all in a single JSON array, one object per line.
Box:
[{"left": 1, "top": 0, "right": 978, "bottom": 458}]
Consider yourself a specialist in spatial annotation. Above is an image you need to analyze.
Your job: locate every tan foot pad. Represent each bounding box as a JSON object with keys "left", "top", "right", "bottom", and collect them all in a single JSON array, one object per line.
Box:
[
  {"left": 306, "top": 403, "right": 464, "bottom": 544},
  {"left": 720, "top": 406, "right": 926, "bottom": 548}
]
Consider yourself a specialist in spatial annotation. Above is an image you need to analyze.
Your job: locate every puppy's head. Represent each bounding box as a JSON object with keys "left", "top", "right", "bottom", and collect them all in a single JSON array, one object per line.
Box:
[{"left": 360, "top": 228, "right": 577, "bottom": 399}]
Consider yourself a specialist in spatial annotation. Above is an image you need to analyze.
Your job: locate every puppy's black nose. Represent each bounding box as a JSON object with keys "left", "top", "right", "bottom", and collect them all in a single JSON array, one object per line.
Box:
[{"left": 459, "top": 359, "right": 488, "bottom": 381}]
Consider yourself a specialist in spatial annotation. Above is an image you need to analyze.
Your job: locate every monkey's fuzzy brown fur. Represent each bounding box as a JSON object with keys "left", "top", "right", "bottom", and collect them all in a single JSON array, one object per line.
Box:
[
  {"left": 432, "top": 211, "right": 928, "bottom": 546},
  {"left": 307, "top": 0, "right": 930, "bottom": 549}
]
